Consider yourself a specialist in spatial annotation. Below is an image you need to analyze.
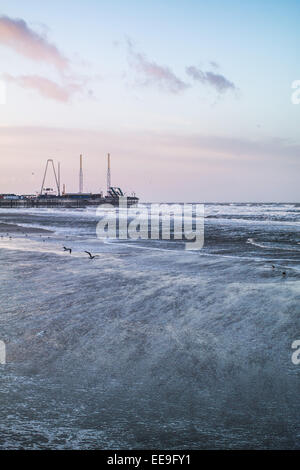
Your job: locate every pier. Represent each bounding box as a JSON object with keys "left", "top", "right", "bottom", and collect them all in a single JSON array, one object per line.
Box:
[{"left": 0, "top": 153, "right": 139, "bottom": 208}]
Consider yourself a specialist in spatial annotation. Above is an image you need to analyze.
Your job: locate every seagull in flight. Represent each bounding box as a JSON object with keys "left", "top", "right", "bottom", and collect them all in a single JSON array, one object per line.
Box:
[
  {"left": 63, "top": 246, "right": 72, "bottom": 254},
  {"left": 84, "top": 251, "right": 99, "bottom": 259}
]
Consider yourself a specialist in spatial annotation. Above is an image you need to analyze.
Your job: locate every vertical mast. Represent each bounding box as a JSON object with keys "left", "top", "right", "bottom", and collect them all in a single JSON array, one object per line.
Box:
[
  {"left": 79, "top": 154, "right": 83, "bottom": 193},
  {"left": 107, "top": 153, "right": 111, "bottom": 195},
  {"left": 57, "top": 161, "right": 61, "bottom": 196}
]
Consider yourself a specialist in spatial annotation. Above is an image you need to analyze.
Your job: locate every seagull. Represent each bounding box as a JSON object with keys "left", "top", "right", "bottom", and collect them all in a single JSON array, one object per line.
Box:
[
  {"left": 84, "top": 251, "right": 99, "bottom": 259},
  {"left": 63, "top": 246, "right": 72, "bottom": 254},
  {"left": 36, "top": 330, "right": 46, "bottom": 337}
]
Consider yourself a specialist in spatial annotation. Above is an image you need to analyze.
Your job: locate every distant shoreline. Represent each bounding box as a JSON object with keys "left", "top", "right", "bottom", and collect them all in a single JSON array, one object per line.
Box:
[{"left": 0, "top": 222, "right": 52, "bottom": 234}]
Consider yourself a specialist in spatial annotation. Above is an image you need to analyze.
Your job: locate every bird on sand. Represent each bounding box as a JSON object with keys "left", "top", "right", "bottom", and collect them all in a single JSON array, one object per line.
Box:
[
  {"left": 84, "top": 251, "right": 99, "bottom": 259},
  {"left": 63, "top": 246, "right": 72, "bottom": 254}
]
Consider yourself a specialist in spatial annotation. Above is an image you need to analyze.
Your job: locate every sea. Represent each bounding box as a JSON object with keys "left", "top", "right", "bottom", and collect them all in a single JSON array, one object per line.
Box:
[{"left": 0, "top": 202, "right": 299, "bottom": 449}]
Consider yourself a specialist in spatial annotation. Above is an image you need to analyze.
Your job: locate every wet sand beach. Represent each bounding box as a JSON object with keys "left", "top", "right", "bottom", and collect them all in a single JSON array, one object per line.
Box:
[{"left": 0, "top": 222, "right": 52, "bottom": 234}]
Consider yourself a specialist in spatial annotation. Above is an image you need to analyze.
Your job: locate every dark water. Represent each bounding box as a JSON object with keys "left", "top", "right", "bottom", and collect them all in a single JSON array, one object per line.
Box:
[{"left": 0, "top": 203, "right": 299, "bottom": 449}]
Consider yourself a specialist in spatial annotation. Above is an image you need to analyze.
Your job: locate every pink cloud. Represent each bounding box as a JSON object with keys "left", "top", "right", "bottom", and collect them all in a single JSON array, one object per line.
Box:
[
  {"left": 3, "top": 74, "right": 81, "bottom": 102},
  {"left": 186, "top": 65, "right": 237, "bottom": 93},
  {"left": 127, "top": 40, "right": 189, "bottom": 94},
  {"left": 0, "top": 15, "right": 68, "bottom": 71}
]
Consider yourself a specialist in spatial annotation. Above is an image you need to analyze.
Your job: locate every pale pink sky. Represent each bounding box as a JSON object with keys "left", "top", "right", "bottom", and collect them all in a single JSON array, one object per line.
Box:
[{"left": 0, "top": 2, "right": 299, "bottom": 201}]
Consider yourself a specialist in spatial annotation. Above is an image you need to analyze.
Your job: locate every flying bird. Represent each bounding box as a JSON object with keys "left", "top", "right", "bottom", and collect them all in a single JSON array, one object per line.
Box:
[
  {"left": 84, "top": 251, "right": 99, "bottom": 259},
  {"left": 63, "top": 246, "right": 72, "bottom": 254}
]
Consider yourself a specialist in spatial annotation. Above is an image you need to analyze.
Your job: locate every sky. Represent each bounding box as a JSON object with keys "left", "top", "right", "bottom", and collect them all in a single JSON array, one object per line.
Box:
[{"left": 0, "top": 0, "right": 299, "bottom": 201}]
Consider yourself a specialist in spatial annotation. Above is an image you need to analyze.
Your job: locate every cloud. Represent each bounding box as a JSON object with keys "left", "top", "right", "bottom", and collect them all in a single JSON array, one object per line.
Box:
[
  {"left": 0, "top": 15, "right": 68, "bottom": 71},
  {"left": 126, "top": 40, "right": 189, "bottom": 94},
  {"left": 124, "top": 39, "right": 235, "bottom": 97},
  {"left": 186, "top": 65, "right": 237, "bottom": 93},
  {"left": 3, "top": 74, "right": 82, "bottom": 102}
]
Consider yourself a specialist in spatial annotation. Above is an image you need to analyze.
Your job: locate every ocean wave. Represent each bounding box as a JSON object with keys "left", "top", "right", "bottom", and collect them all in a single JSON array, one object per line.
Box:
[{"left": 246, "top": 238, "right": 300, "bottom": 252}]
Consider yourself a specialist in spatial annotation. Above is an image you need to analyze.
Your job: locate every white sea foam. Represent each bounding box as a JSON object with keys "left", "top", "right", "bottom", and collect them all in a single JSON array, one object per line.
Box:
[{"left": 0, "top": 203, "right": 299, "bottom": 449}]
